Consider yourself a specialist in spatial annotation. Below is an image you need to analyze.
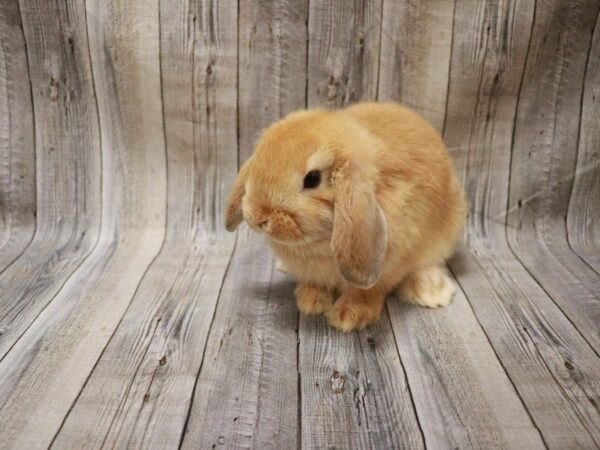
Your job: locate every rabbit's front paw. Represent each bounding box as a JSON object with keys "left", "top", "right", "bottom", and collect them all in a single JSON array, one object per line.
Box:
[
  {"left": 326, "top": 291, "right": 383, "bottom": 332},
  {"left": 397, "top": 266, "right": 455, "bottom": 309},
  {"left": 295, "top": 283, "right": 334, "bottom": 315}
]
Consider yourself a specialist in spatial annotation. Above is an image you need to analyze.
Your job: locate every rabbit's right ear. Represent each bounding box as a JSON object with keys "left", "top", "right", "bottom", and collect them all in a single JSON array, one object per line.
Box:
[
  {"left": 330, "top": 159, "right": 387, "bottom": 288},
  {"left": 225, "top": 160, "right": 251, "bottom": 231}
]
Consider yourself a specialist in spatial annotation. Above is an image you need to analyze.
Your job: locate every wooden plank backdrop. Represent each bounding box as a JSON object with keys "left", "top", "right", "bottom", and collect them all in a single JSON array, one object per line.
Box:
[{"left": 0, "top": 0, "right": 598, "bottom": 449}]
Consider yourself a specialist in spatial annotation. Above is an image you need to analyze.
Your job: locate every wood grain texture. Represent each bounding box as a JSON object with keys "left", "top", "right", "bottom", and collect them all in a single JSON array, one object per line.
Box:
[
  {"left": 445, "top": 0, "right": 600, "bottom": 447},
  {"left": 238, "top": 0, "right": 308, "bottom": 162},
  {"left": 387, "top": 269, "right": 545, "bottom": 449},
  {"left": 54, "top": 0, "right": 238, "bottom": 446},
  {"left": 451, "top": 247, "right": 600, "bottom": 448},
  {"left": 377, "top": 0, "right": 454, "bottom": 132},
  {"left": 0, "top": 0, "right": 167, "bottom": 447},
  {"left": 182, "top": 229, "right": 299, "bottom": 449},
  {"left": 299, "top": 314, "right": 423, "bottom": 449},
  {"left": 0, "top": 0, "right": 35, "bottom": 272},
  {"left": 0, "top": 0, "right": 102, "bottom": 361},
  {"left": 52, "top": 239, "right": 234, "bottom": 449},
  {"left": 307, "top": 0, "right": 382, "bottom": 107},
  {"left": 507, "top": 0, "right": 600, "bottom": 352},
  {"left": 568, "top": 9, "right": 600, "bottom": 271},
  {"left": 182, "top": 4, "right": 304, "bottom": 447},
  {"left": 0, "top": 0, "right": 598, "bottom": 447}
]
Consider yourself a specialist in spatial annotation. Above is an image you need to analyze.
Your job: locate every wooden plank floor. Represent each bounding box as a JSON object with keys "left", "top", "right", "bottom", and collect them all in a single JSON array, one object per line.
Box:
[{"left": 0, "top": 0, "right": 599, "bottom": 449}]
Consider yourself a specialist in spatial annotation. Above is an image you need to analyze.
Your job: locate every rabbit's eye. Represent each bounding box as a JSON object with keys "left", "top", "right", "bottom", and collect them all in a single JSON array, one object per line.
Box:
[{"left": 303, "top": 170, "right": 321, "bottom": 189}]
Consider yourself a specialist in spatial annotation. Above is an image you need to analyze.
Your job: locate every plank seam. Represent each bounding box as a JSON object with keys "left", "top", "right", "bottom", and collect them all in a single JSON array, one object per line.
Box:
[
  {"left": 504, "top": 241, "right": 600, "bottom": 359},
  {"left": 374, "top": 0, "right": 384, "bottom": 100},
  {"left": 177, "top": 232, "right": 239, "bottom": 449},
  {"left": 355, "top": 329, "right": 374, "bottom": 450},
  {"left": 297, "top": 2, "right": 310, "bottom": 448},
  {"left": 486, "top": 5, "right": 549, "bottom": 442},
  {"left": 50, "top": 0, "right": 172, "bottom": 442},
  {"left": 441, "top": 0, "right": 458, "bottom": 138},
  {"left": 0, "top": 0, "right": 106, "bottom": 363},
  {"left": 446, "top": 261, "right": 549, "bottom": 449},
  {"left": 304, "top": 0, "right": 310, "bottom": 112},
  {"left": 0, "top": 0, "right": 37, "bottom": 278},
  {"left": 296, "top": 319, "right": 302, "bottom": 450},
  {"left": 175, "top": 1, "right": 242, "bottom": 443},
  {"left": 109, "top": 3, "right": 175, "bottom": 445},
  {"left": 0, "top": 15, "right": 34, "bottom": 271},
  {"left": 52, "top": 316, "right": 160, "bottom": 448},
  {"left": 503, "top": 0, "right": 600, "bottom": 359},
  {"left": 176, "top": 0, "right": 242, "bottom": 420},
  {"left": 384, "top": 303, "right": 426, "bottom": 449},
  {"left": 565, "top": 4, "right": 600, "bottom": 276},
  {"left": 520, "top": 321, "right": 600, "bottom": 447},
  {"left": 236, "top": 0, "right": 241, "bottom": 168}
]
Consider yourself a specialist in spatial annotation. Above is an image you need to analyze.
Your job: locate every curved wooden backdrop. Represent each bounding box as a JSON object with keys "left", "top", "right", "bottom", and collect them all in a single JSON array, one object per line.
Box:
[{"left": 0, "top": 0, "right": 598, "bottom": 448}]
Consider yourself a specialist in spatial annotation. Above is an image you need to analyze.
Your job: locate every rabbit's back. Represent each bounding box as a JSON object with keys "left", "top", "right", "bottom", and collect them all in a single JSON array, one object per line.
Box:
[{"left": 343, "top": 102, "right": 466, "bottom": 283}]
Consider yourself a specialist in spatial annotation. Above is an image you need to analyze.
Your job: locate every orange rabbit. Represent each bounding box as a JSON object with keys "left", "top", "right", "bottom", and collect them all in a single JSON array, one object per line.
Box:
[{"left": 226, "top": 102, "right": 466, "bottom": 332}]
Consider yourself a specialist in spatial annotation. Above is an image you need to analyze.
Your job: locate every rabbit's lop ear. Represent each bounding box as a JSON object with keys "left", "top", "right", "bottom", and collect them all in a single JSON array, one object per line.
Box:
[
  {"left": 331, "top": 161, "right": 387, "bottom": 288},
  {"left": 225, "top": 160, "right": 251, "bottom": 231}
]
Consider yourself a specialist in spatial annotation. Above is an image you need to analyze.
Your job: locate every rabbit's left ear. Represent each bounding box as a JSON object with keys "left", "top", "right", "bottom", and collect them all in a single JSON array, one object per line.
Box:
[
  {"left": 225, "top": 159, "right": 251, "bottom": 231},
  {"left": 331, "top": 160, "right": 387, "bottom": 288}
]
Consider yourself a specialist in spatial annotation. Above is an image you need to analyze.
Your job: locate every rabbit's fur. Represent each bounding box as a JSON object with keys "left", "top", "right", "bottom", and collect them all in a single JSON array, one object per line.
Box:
[{"left": 226, "top": 102, "right": 465, "bottom": 331}]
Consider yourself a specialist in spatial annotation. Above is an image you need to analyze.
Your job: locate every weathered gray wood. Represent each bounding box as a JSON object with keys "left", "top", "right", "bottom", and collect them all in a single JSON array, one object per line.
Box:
[
  {"left": 0, "top": 0, "right": 35, "bottom": 272},
  {"left": 307, "top": 0, "right": 382, "bottom": 107},
  {"left": 0, "top": 243, "right": 165, "bottom": 449},
  {"left": 451, "top": 246, "right": 600, "bottom": 448},
  {"left": 568, "top": 10, "right": 600, "bottom": 271},
  {"left": 51, "top": 241, "right": 234, "bottom": 449},
  {"left": 445, "top": 0, "right": 600, "bottom": 447},
  {"left": 0, "top": 0, "right": 599, "bottom": 447},
  {"left": 0, "top": 0, "right": 102, "bottom": 359},
  {"left": 0, "top": 0, "right": 167, "bottom": 447},
  {"left": 53, "top": 0, "right": 238, "bottom": 446},
  {"left": 299, "top": 314, "right": 424, "bottom": 449},
  {"left": 238, "top": 0, "right": 309, "bottom": 162},
  {"left": 377, "top": 0, "right": 454, "bottom": 132},
  {"left": 507, "top": 0, "right": 600, "bottom": 353},
  {"left": 182, "top": 4, "right": 305, "bottom": 447},
  {"left": 182, "top": 229, "right": 299, "bottom": 449},
  {"left": 387, "top": 268, "right": 545, "bottom": 449}
]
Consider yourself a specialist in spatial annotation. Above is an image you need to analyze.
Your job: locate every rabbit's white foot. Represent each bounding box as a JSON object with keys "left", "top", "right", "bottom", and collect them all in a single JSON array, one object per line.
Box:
[
  {"left": 397, "top": 266, "right": 455, "bottom": 309},
  {"left": 295, "top": 283, "right": 334, "bottom": 315}
]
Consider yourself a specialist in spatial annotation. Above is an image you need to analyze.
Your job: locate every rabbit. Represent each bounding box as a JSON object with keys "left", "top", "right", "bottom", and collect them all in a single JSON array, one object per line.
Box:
[{"left": 225, "top": 102, "right": 466, "bottom": 332}]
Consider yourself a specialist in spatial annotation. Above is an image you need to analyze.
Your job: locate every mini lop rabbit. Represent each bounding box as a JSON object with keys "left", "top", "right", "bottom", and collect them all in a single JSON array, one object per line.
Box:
[{"left": 225, "top": 102, "right": 465, "bottom": 331}]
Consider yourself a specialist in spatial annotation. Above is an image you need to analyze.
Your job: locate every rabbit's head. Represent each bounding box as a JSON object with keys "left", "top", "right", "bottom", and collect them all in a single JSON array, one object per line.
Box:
[{"left": 225, "top": 109, "right": 387, "bottom": 288}]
